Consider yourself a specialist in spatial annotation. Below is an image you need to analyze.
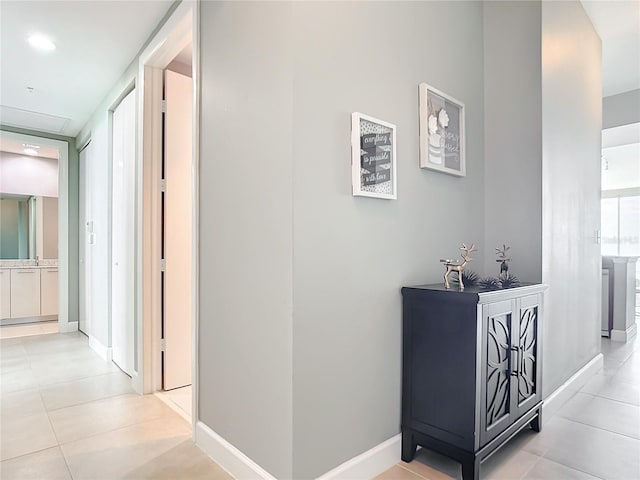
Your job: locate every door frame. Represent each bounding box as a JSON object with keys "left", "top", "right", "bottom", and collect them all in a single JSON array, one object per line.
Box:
[
  {"left": 0, "top": 130, "right": 71, "bottom": 332},
  {"left": 136, "top": 0, "right": 200, "bottom": 437},
  {"left": 78, "top": 139, "right": 90, "bottom": 335}
]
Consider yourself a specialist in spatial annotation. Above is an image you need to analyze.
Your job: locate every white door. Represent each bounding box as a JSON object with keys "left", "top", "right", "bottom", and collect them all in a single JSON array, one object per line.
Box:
[
  {"left": 163, "top": 69, "right": 193, "bottom": 390},
  {"left": 79, "top": 143, "right": 91, "bottom": 335},
  {"left": 111, "top": 90, "right": 136, "bottom": 376}
]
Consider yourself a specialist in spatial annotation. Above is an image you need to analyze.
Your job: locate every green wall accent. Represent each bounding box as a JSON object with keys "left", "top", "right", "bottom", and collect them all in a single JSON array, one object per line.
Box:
[{"left": 0, "top": 124, "right": 79, "bottom": 324}]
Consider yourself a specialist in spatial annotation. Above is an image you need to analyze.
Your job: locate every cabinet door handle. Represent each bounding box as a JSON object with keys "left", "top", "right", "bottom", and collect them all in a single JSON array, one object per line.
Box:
[
  {"left": 510, "top": 346, "right": 519, "bottom": 377},
  {"left": 16, "top": 271, "right": 35, "bottom": 274}
]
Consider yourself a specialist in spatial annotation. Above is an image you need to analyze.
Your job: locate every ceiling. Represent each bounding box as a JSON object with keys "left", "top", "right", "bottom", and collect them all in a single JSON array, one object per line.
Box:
[
  {"left": 581, "top": 0, "right": 640, "bottom": 97},
  {"left": 0, "top": 138, "right": 59, "bottom": 160},
  {"left": 0, "top": 0, "right": 174, "bottom": 137},
  {"left": 0, "top": 1, "right": 636, "bottom": 139}
]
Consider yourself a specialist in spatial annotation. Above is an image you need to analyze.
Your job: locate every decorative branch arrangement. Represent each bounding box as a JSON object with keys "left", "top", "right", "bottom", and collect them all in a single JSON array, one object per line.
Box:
[
  {"left": 495, "top": 244, "right": 511, "bottom": 279},
  {"left": 445, "top": 243, "right": 521, "bottom": 291}
]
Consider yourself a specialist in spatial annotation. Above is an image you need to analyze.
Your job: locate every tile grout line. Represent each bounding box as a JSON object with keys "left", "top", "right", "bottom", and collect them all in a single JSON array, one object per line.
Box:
[
  {"left": 38, "top": 376, "right": 73, "bottom": 480},
  {"left": 51, "top": 401, "right": 184, "bottom": 448},
  {"left": 44, "top": 388, "right": 135, "bottom": 414},
  {"left": 53, "top": 411, "right": 192, "bottom": 450},
  {"left": 396, "top": 462, "right": 437, "bottom": 480},
  {"left": 559, "top": 416, "right": 640, "bottom": 442},
  {"left": 517, "top": 454, "right": 543, "bottom": 480},
  {"left": 38, "top": 386, "right": 76, "bottom": 480},
  {"left": 533, "top": 453, "right": 608, "bottom": 480},
  {"left": 576, "top": 389, "right": 640, "bottom": 408}
]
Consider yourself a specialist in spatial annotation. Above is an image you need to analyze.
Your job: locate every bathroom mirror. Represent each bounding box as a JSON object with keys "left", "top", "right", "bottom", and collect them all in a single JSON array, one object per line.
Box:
[{"left": 0, "top": 193, "right": 58, "bottom": 260}]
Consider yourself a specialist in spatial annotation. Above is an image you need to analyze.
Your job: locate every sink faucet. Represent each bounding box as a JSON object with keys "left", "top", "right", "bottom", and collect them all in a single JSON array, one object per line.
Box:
[{"left": 35, "top": 255, "right": 39, "bottom": 266}]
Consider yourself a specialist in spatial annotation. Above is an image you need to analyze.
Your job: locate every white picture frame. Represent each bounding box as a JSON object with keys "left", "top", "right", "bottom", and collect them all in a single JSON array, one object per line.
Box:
[
  {"left": 419, "top": 83, "right": 466, "bottom": 177},
  {"left": 351, "top": 112, "right": 397, "bottom": 200}
]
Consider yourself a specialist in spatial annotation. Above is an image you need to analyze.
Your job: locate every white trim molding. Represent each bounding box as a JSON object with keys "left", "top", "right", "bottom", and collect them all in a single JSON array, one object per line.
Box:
[
  {"left": 89, "top": 334, "right": 113, "bottom": 362},
  {"left": 542, "top": 354, "right": 603, "bottom": 421},
  {"left": 611, "top": 322, "right": 638, "bottom": 343},
  {"left": 316, "top": 435, "right": 401, "bottom": 480},
  {"left": 195, "top": 421, "right": 277, "bottom": 480}
]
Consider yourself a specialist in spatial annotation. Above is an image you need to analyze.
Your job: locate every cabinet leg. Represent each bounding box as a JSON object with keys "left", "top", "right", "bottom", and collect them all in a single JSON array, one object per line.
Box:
[
  {"left": 461, "top": 454, "right": 480, "bottom": 480},
  {"left": 401, "top": 432, "right": 417, "bottom": 462},
  {"left": 530, "top": 408, "right": 542, "bottom": 432}
]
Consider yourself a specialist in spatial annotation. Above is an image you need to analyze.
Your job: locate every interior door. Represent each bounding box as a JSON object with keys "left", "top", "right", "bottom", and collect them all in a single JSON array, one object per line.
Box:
[
  {"left": 163, "top": 69, "right": 193, "bottom": 390},
  {"left": 79, "top": 142, "right": 91, "bottom": 335},
  {"left": 111, "top": 90, "right": 136, "bottom": 376}
]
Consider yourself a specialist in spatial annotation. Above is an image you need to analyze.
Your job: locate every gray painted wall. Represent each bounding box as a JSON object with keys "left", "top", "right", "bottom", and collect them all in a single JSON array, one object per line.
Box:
[
  {"left": 541, "top": 1, "right": 602, "bottom": 397},
  {"left": 0, "top": 125, "right": 79, "bottom": 324},
  {"left": 198, "top": 1, "right": 603, "bottom": 477},
  {"left": 199, "top": 2, "right": 294, "bottom": 478},
  {"left": 483, "top": 1, "right": 542, "bottom": 282},
  {"left": 198, "top": 2, "right": 485, "bottom": 478},
  {"left": 603, "top": 89, "right": 640, "bottom": 129},
  {"left": 290, "top": 2, "right": 485, "bottom": 478}
]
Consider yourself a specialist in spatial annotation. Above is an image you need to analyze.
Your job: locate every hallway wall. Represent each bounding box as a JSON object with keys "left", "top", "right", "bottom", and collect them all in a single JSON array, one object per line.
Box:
[
  {"left": 603, "top": 89, "right": 640, "bottom": 129},
  {"left": 199, "top": 1, "right": 485, "bottom": 478},
  {"left": 483, "top": 1, "right": 543, "bottom": 282},
  {"left": 541, "top": 0, "right": 602, "bottom": 397},
  {"left": 290, "top": 2, "right": 485, "bottom": 478},
  {"left": 199, "top": 2, "right": 294, "bottom": 477}
]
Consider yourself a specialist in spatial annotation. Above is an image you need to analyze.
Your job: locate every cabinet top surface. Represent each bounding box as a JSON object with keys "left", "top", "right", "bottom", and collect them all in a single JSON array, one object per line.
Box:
[
  {"left": 1, "top": 265, "right": 57, "bottom": 270},
  {"left": 402, "top": 283, "right": 547, "bottom": 303}
]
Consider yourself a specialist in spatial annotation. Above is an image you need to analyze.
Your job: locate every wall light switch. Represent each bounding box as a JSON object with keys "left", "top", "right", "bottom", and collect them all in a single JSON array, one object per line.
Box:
[{"left": 88, "top": 233, "right": 95, "bottom": 245}]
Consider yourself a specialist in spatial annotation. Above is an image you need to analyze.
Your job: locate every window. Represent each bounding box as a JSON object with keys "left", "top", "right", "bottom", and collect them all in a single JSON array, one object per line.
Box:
[{"left": 601, "top": 195, "right": 640, "bottom": 257}]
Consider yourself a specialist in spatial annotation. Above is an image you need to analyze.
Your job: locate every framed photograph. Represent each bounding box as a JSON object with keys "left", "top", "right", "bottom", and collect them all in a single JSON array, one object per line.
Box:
[
  {"left": 351, "top": 112, "right": 397, "bottom": 200},
  {"left": 419, "top": 83, "right": 466, "bottom": 177}
]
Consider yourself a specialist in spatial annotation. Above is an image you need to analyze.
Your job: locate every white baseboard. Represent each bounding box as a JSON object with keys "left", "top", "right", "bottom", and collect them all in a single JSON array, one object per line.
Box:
[
  {"left": 59, "top": 321, "right": 78, "bottom": 333},
  {"left": 611, "top": 322, "right": 637, "bottom": 343},
  {"left": 542, "top": 353, "right": 603, "bottom": 421},
  {"left": 316, "top": 434, "right": 401, "bottom": 480},
  {"left": 195, "top": 421, "right": 277, "bottom": 480},
  {"left": 89, "top": 335, "right": 113, "bottom": 362}
]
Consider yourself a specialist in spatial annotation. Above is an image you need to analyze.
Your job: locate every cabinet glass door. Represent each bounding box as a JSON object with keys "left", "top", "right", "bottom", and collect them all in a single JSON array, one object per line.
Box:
[
  {"left": 480, "top": 300, "right": 515, "bottom": 446},
  {"left": 513, "top": 295, "right": 541, "bottom": 418}
]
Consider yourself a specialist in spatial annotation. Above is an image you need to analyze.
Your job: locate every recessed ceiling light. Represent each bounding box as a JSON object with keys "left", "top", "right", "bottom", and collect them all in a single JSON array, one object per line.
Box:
[
  {"left": 23, "top": 148, "right": 39, "bottom": 156},
  {"left": 27, "top": 34, "right": 55, "bottom": 52}
]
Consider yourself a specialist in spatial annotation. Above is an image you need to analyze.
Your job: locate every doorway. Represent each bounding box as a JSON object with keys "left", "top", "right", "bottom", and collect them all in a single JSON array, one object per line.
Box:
[
  {"left": 78, "top": 141, "right": 92, "bottom": 335},
  {"left": 0, "top": 130, "right": 70, "bottom": 338},
  {"left": 137, "top": 0, "right": 198, "bottom": 432},
  {"left": 161, "top": 54, "right": 193, "bottom": 402}
]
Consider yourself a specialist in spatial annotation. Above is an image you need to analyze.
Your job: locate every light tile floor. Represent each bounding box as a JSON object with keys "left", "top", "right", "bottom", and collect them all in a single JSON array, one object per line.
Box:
[
  {"left": 376, "top": 334, "right": 640, "bottom": 480},
  {"left": 0, "top": 331, "right": 232, "bottom": 480},
  {"left": 156, "top": 385, "right": 192, "bottom": 422}
]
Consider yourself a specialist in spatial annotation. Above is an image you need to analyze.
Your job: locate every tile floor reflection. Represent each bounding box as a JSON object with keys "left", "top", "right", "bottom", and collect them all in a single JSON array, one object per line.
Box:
[
  {"left": 377, "top": 335, "right": 640, "bottom": 480},
  {"left": 0, "top": 331, "right": 231, "bottom": 480}
]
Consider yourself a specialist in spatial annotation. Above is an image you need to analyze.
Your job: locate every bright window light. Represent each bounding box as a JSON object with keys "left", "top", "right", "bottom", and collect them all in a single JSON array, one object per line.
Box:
[{"left": 23, "top": 148, "right": 39, "bottom": 156}]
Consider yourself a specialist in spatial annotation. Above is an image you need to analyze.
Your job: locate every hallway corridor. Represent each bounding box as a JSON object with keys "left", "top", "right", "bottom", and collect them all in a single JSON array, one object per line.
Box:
[{"left": 0, "top": 331, "right": 230, "bottom": 479}]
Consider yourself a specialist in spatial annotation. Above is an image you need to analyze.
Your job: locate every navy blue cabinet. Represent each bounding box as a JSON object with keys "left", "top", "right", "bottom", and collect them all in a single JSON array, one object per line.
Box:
[{"left": 401, "top": 284, "right": 546, "bottom": 480}]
